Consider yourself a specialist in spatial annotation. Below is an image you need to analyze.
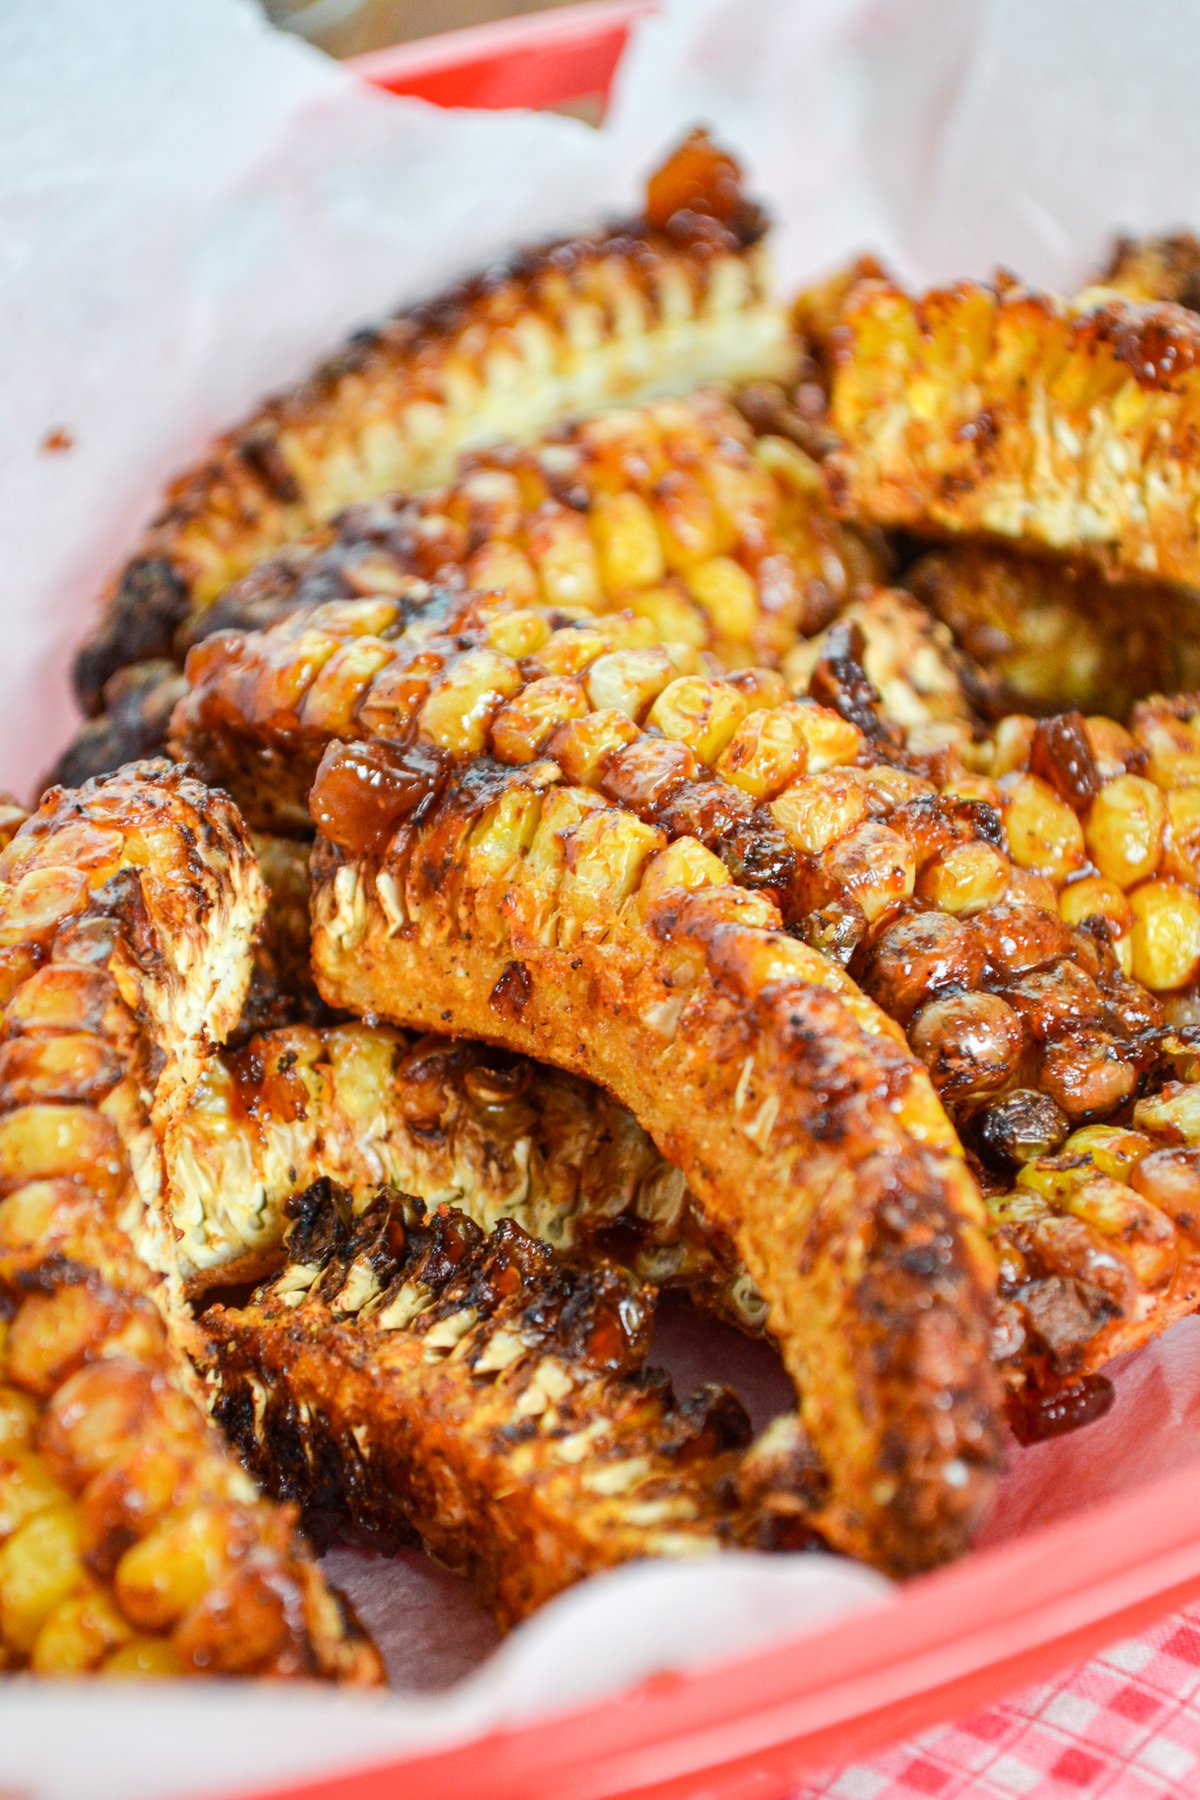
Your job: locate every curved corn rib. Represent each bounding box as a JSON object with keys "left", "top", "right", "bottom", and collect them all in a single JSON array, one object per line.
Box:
[
  {"left": 824, "top": 276, "right": 1200, "bottom": 586},
  {"left": 204, "top": 1184, "right": 816, "bottom": 1630},
  {"left": 0, "top": 765, "right": 380, "bottom": 1681},
  {"left": 174, "top": 595, "right": 1159, "bottom": 1169},
  {"left": 170, "top": 1022, "right": 754, "bottom": 1328},
  {"left": 72, "top": 134, "right": 794, "bottom": 722}
]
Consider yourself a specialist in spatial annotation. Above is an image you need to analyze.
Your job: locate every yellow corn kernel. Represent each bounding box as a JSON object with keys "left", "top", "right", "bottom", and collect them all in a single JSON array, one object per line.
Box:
[
  {"left": 0, "top": 1453, "right": 71, "bottom": 1541},
  {"left": 31, "top": 1586, "right": 132, "bottom": 1675},
  {"left": 490, "top": 676, "right": 589, "bottom": 767},
  {"left": 114, "top": 1507, "right": 233, "bottom": 1633},
  {"left": 0, "top": 1389, "right": 36, "bottom": 1454},
  {"left": 549, "top": 710, "right": 640, "bottom": 786},
  {"left": 466, "top": 543, "right": 540, "bottom": 605},
  {"left": 825, "top": 822, "right": 917, "bottom": 924},
  {"left": 647, "top": 678, "right": 750, "bottom": 765},
  {"left": 685, "top": 558, "right": 761, "bottom": 643},
  {"left": 530, "top": 626, "right": 619, "bottom": 679},
  {"left": 753, "top": 435, "right": 823, "bottom": 496},
  {"left": 528, "top": 510, "right": 603, "bottom": 612},
  {"left": 0, "top": 1504, "right": 84, "bottom": 1652},
  {"left": 790, "top": 704, "right": 862, "bottom": 772},
  {"left": 771, "top": 772, "right": 870, "bottom": 856},
  {"left": 715, "top": 706, "right": 811, "bottom": 800},
  {"left": 1005, "top": 868, "right": 1060, "bottom": 913},
  {"left": 989, "top": 715, "right": 1038, "bottom": 776},
  {"left": 1084, "top": 716, "right": 1138, "bottom": 779},
  {"left": 1164, "top": 788, "right": 1200, "bottom": 884},
  {"left": 6, "top": 1287, "right": 119, "bottom": 1400},
  {"left": 591, "top": 492, "right": 665, "bottom": 591},
  {"left": 1059, "top": 874, "right": 1134, "bottom": 938},
  {"left": 478, "top": 608, "right": 548, "bottom": 664},
  {"left": 417, "top": 647, "right": 522, "bottom": 756},
  {"left": 522, "top": 788, "right": 605, "bottom": 883},
  {"left": 1135, "top": 1081, "right": 1200, "bottom": 1145},
  {"left": 557, "top": 812, "right": 663, "bottom": 946},
  {"left": 0, "top": 867, "right": 89, "bottom": 952},
  {"left": 1129, "top": 879, "right": 1200, "bottom": 990},
  {"left": 917, "top": 842, "right": 1011, "bottom": 915},
  {"left": 1084, "top": 775, "right": 1166, "bottom": 887},
  {"left": 655, "top": 478, "right": 721, "bottom": 572},
  {"left": 1002, "top": 775, "right": 1086, "bottom": 881},
  {"left": 1139, "top": 713, "right": 1200, "bottom": 790},
  {"left": 0, "top": 1105, "right": 125, "bottom": 1202},
  {"left": 637, "top": 839, "right": 730, "bottom": 913},
  {"left": 299, "top": 639, "right": 395, "bottom": 737},
  {"left": 626, "top": 585, "right": 709, "bottom": 650},
  {"left": 941, "top": 774, "right": 1006, "bottom": 811},
  {"left": 1016, "top": 1159, "right": 1089, "bottom": 1204},
  {"left": 585, "top": 648, "right": 680, "bottom": 719},
  {"left": 103, "top": 1636, "right": 182, "bottom": 1678},
  {"left": 1066, "top": 1179, "right": 1176, "bottom": 1289},
  {"left": 1063, "top": 1125, "right": 1155, "bottom": 1180}
]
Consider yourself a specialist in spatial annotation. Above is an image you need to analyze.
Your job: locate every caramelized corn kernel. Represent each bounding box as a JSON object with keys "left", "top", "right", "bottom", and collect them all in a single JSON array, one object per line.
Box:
[
  {"left": 647, "top": 677, "right": 749, "bottom": 764},
  {"left": 0, "top": 1504, "right": 85, "bottom": 1651},
  {"left": 1129, "top": 880, "right": 1200, "bottom": 990},
  {"left": 114, "top": 1506, "right": 235, "bottom": 1632},
  {"left": 1003, "top": 775, "right": 1087, "bottom": 881},
  {"left": 917, "top": 842, "right": 1011, "bottom": 915},
  {"left": 1085, "top": 775, "right": 1166, "bottom": 887}
]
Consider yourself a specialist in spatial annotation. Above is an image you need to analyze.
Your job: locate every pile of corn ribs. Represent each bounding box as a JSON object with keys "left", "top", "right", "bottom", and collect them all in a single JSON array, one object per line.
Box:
[{"left": 16, "top": 127, "right": 1200, "bottom": 1685}]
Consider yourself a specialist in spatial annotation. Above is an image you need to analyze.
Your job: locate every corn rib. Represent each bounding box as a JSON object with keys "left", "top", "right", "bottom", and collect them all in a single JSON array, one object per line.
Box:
[
  {"left": 204, "top": 1184, "right": 817, "bottom": 1629},
  {"left": 71, "top": 134, "right": 795, "bottom": 724},
  {"left": 824, "top": 275, "right": 1200, "bottom": 586},
  {"left": 174, "top": 594, "right": 1159, "bottom": 1168},
  {"left": 0, "top": 764, "right": 380, "bottom": 1681}
]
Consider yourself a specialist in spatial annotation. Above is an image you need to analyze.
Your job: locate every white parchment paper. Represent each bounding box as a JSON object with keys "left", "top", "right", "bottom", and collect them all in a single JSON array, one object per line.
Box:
[{"left": 5, "top": 1, "right": 1200, "bottom": 1794}]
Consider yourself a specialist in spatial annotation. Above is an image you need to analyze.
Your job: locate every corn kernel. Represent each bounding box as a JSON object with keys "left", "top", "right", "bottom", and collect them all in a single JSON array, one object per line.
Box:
[
  {"left": 484, "top": 607, "right": 554, "bottom": 662},
  {"left": 6, "top": 1287, "right": 119, "bottom": 1399},
  {"left": 1003, "top": 775, "right": 1086, "bottom": 880},
  {"left": 1139, "top": 713, "right": 1200, "bottom": 789},
  {"left": 1084, "top": 716, "right": 1138, "bottom": 779},
  {"left": 0, "top": 1452, "right": 71, "bottom": 1541},
  {"left": 790, "top": 704, "right": 862, "bottom": 772},
  {"left": 771, "top": 773, "right": 870, "bottom": 856},
  {"left": 0, "top": 1105, "right": 125, "bottom": 1201},
  {"left": 753, "top": 435, "right": 823, "bottom": 495},
  {"left": 114, "top": 1507, "right": 233, "bottom": 1633},
  {"left": 1058, "top": 874, "right": 1134, "bottom": 937},
  {"left": 990, "top": 715, "right": 1038, "bottom": 776},
  {"left": 626, "top": 585, "right": 709, "bottom": 650},
  {"left": 466, "top": 543, "right": 539, "bottom": 604},
  {"left": 0, "top": 1389, "right": 37, "bottom": 1453},
  {"left": 557, "top": 812, "right": 663, "bottom": 946},
  {"left": 715, "top": 706, "right": 810, "bottom": 800},
  {"left": 1063, "top": 1124, "right": 1155, "bottom": 1179},
  {"left": 490, "top": 677, "right": 589, "bottom": 766},
  {"left": 638, "top": 839, "right": 730, "bottom": 912},
  {"left": 1165, "top": 788, "right": 1200, "bottom": 884},
  {"left": 1085, "top": 775, "right": 1166, "bottom": 887},
  {"left": 1135, "top": 1081, "right": 1200, "bottom": 1145},
  {"left": 0, "top": 1504, "right": 84, "bottom": 1652},
  {"left": 0, "top": 868, "right": 90, "bottom": 952},
  {"left": 585, "top": 648, "right": 679, "bottom": 719},
  {"left": 1129, "top": 879, "right": 1200, "bottom": 990},
  {"left": 825, "top": 822, "right": 917, "bottom": 923},
  {"left": 299, "top": 639, "right": 395, "bottom": 737},
  {"left": 417, "top": 648, "right": 522, "bottom": 756},
  {"left": 591, "top": 492, "right": 665, "bottom": 590},
  {"left": 548, "top": 710, "right": 640, "bottom": 786},
  {"left": 527, "top": 510, "right": 603, "bottom": 611},
  {"left": 685, "top": 558, "right": 761, "bottom": 643},
  {"left": 941, "top": 774, "right": 1005, "bottom": 811},
  {"left": 647, "top": 678, "right": 749, "bottom": 765},
  {"left": 917, "top": 842, "right": 1011, "bottom": 915},
  {"left": 31, "top": 1586, "right": 131, "bottom": 1674},
  {"left": 103, "top": 1636, "right": 182, "bottom": 1678}
]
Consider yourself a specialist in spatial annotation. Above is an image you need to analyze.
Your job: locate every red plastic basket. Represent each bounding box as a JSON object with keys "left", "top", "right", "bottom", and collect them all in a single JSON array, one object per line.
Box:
[{"left": 226, "top": 12, "right": 1200, "bottom": 1797}]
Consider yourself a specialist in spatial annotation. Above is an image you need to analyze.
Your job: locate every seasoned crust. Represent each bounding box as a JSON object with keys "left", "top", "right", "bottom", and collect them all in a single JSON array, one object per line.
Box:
[
  {"left": 204, "top": 1184, "right": 814, "bottom": 1628},
  {"left": 0, "top": 763, "right": 379, "bottom": 1682},
  {"left": 824, "top": 276, "right": 1200, "bottom": 585},
  {"left": 308, "top": 759, "right": 1002, "bottom": 1577},
  {"left": 1096, "top": 232, "right": 1200, "bottom": 311},
  {"left": 72, "top": 138, "right": 795, "bottom": 718}
]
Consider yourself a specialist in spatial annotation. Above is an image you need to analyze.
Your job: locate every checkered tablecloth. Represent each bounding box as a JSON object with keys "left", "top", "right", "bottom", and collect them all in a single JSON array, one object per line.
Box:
[{"left": 797, "top": 1605, "right": 1200, "bottom": 1798}]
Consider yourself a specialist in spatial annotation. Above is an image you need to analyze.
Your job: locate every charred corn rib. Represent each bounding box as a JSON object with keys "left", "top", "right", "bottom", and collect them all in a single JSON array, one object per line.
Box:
[
  {"left": 72, "top": 132, "right": 794, "bottom": 723},
  {"left": 824, "top": 275, "right": 1200, "bottom": 586},
  {"left": 186, "top": 388, "right": 882, "bottom": 676},
  {"left": 204, "top": 1185, "right": 816, "bottom": 1628},
  {"left": 174, "top": 595, "right": 1159, "bottom": 1172},
  {"left": 171, "top": 1023, "right": 754, "bottom": 1327},
  {"left": 177, "top": 603, "right": 1006, "bottom": 1571},
  {"left": 0, "top": 765, "right": 379, "bottom": 1681},
  {"left": 905, "top": 546, "right": 1200, "bottom": 721},
  {"left": 234, "top": 834, "right": 327, "bottom": 1042}
]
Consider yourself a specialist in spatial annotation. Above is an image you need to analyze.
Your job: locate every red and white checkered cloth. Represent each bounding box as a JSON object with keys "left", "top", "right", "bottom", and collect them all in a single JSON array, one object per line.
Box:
[{"left": 797, "top": 1604, "right": 1200, "bottom": 1798}]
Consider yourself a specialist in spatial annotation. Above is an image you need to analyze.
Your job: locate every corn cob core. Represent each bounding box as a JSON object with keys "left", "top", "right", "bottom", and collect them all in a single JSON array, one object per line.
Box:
[
  {"left": 205, "top": 1184, "right": 814, "bottom": 1630},
  {"left": 176, "top": 593, "right": 1160, "bottom": 1166},
  {"left": 169, "top": 1022, "right": 758, "bottom": 1328},
  {"left": 0, "top": 765, "right": 379, "bottom": 1682},
  {"left": 824, "top": 275, "right": 1200, "bottom": 586},
  {"left": 73, "top": 134, "right": 794, "bottom": 719}
]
